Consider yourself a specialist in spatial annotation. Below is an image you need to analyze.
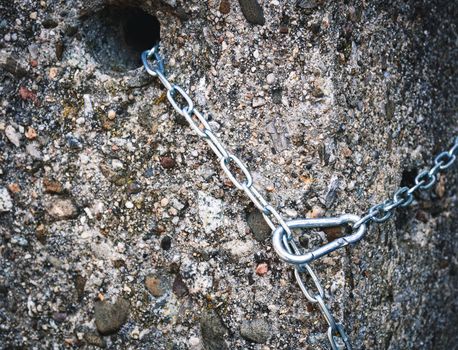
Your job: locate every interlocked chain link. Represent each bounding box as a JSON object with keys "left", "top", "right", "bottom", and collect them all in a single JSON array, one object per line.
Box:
[
  {"left": 142, "top": 44, "right": 458, "bottom": 350},
  {"left": 142, "top": 45, "right": 294, "bottom": 241},
  {"left": 354, "top": 137, "right": 458, "bottom": 229}
]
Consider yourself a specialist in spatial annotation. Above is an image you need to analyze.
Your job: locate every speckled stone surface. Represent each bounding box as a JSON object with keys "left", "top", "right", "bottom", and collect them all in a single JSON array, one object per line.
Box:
[{"left": 0, "top": 0, "right": 457, "bottom": 349}]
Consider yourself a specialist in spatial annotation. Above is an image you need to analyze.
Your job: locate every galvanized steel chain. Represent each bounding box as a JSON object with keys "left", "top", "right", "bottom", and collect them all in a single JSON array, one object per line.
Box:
[
  {"left": 142, "top": 45, "right": 293, "bottom": 239},
  {"left": 142, "top": 43, "right": 458, "bottom": 349},
  {"left": 142, "top": 44, "right": 350, "bottom": 349},
  {"left": 353, "top": 139, "right": 458, "bottom": 228}
]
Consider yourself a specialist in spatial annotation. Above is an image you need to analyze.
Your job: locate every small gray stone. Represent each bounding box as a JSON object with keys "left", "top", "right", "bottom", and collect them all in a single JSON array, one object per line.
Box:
[
  {"left": 246, "top": 208, "right": 271, "bottom": 242},
  {"left": 94, "top": 298, "right": 130, "bottom": 335},
  {"left": 0, "top": 187, "right": 13, "bottom": 212},
  {"left": 297, "top": 0, "right": 319, "bottom": 11},
  {"left": 45, "top": 198, "right": 78, "bottom": 220},
  {"left": 266, "top": 73, "right": 275, "bottom": 85},
  {"left": 323, "top": 175, "right": 340, "bottom": 208},
  {"left": 240, "top": 319, "right": 271, "bottom": 344},
  {"left": 26, "top": 142, "right": 42, "bottom": 159},
  {"left": 238, "top": 0, "right": 265, "bottom": 25},
  {"left": 200, "top": 310, "right": 228, "bottom": 350},
  {"left": 66, "top": 135, "right": 83, "bottom": 149},
  {"left": 84, "top": 332, "right": 106, "bottom": 348},
  {"left": 0, "top": 52, "right": 28, "bottom": 77},
  {"left": 252, "top": 97, "right": 266, "bottom": 108},
  {"left": 5, "top": 125, "right": 21, "bottom": 147}
]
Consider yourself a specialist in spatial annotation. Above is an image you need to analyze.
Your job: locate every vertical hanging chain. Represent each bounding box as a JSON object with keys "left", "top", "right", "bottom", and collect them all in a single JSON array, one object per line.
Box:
[{"left": 142, "top": 43, "right": 458, "bottom": 349}]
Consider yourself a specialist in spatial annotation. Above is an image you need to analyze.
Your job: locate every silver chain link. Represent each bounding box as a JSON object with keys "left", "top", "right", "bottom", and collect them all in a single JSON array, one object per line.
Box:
[
  {"left": 142, "top": 44, "right": 296, "bottom": 246},
  {"left": 354, "top": 137, "right": 458, "bottom": 229},
  {"left": 142, "top": 43, "right": 457, "bottom": 349}
]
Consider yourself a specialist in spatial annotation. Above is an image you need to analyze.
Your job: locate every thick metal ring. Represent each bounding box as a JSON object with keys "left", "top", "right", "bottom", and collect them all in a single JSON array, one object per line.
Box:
[
  {"left": 272, "top": 214, "right": 367, "bottom": 265},
  {"left": 141, "top": 46, "right": 164, "bottom": 77},
  {"left": 220, "top": 154, "right": 253, "bottom": 190},
  {"left": 435, "top": 151, "right": 456, "bottom": 170},
  {"left": 415, "top": 170, "right": 436, "bottom": 190},
  {"left": 328, "top": 324, "right": 353, "bottom": 350}
]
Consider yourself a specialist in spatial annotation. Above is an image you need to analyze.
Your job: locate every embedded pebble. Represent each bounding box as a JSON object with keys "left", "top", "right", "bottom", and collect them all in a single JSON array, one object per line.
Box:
[
  {"left": 252, "top": 97, "right": 266, "bottom": 108},
  {"left": 266, "top": 73, "right": 275, "bottom": 85},
  {"left": 200, "top": 311, "right": 228, "bottom": 350},
  {"left": 219, "top": 0, "right": 231, "bottom": 14},
  {"left": 238, "top": 0, "right": 265, "bottom": 25},
  {"left": 5, "top": 125, "right": 21, "bottom": 147},
  {"left": 223, "top": 239, "right": 254, "bottom": 258},
  {"left": 145, "top": 275, "right": 168, "bottom": 297},
  {"left": 160, "top": 156, "right": 176, "bottom": 169},
  {"left": 255, "top": 263, "right": 268, "bottom": 276},
  {"left": 246, "top": 208, "right": 271, "bottom": 242},
  {"left": 43, "top": 178, "right": 64, "bottom": 194},
  {"left": 45, "top": 198, "right": 78, "bottom": 220},
  {"left": 0, "top": 187, "right": 13, "bottom": 212},
  {"left": 240, "top": 319, "right": 271, "bottom": 343},
  {"left": 94, "top": 298, "right": 130, "bottom": 335}
]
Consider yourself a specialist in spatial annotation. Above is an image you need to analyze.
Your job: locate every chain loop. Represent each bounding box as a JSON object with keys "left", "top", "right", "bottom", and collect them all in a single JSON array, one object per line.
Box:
[
  {"left": 167, "top": 85, "right": 194, "bottom": 117},
  {"left": 203, "top": 129, "right": 229, "bottom": 160},
  {"left": 393, "top": 187, "right": 413, "bottom": 207},
  {"left": 415, "top": 170, "right": 436, "bottom": 190},
  {"left": 294, "top": 266, "right": 325, "bottom": 303},
  {"left": 220, "top": 154, "right": 253, "bottom": 190},
  {"left": 141, "top": 44, "right": 164, "bottom": 77},
  {"left": 183, "top": 109, "right": 212, "bottom": 139},
  {"left": 435, "top": 151, "right": 456, "bottom": 170},
  {"left": 328, "top": 324, "right": 353, "bottom": 350},
  {"left": 156, "top": 69, "right": 173, "bottom": 91},
  {"left": 368, "top": 203, "right": 392, "bottom": 223},
  {"left": 142, "top": 43, "right": 456, "bottom": 350},
  {"left": 356, "top": 137, "right": 457, "bottom": 230},
  {"left": 242, "top": 184, "right": 270, "bottom": 215}
]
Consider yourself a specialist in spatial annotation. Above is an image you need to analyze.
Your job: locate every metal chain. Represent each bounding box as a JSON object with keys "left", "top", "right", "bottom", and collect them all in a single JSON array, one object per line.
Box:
[
  {"left": 142, "top": 43, "right": 458, "bottom": 349},
  {"left": 142, "top": 44, "right": 294, "bottom": 240},
  {"left": 285, "top": 239, "right": 352, "bottom": 350},
  {"left": 354, "top": 137, "right": 458, "bottom": 229},
  {"left": 142, "top": 44, "right": 350, "bottom": 349}
]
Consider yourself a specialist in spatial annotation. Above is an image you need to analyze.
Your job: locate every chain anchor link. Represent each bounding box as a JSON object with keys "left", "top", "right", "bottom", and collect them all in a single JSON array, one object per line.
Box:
[{"left": 272, "top": 214, "right": 367, "bottom": 265}]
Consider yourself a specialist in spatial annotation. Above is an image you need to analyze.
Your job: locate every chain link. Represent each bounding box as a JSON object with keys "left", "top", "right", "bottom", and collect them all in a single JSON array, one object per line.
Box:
[
  {"left": 354, "top": 136, "right": 458, "bottom": 229},
  {"left": 282, "top": 237, "right": 352, "bottom": 349},
  {"left": 143, "top": 44, "right": 457, "bottom": 349}
]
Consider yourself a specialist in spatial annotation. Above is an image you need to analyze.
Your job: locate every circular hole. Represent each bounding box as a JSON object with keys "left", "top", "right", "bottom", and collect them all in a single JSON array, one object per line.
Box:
[
  {"left": 81, "top": 5, "right": 160, "bottom": 74},
  {"left": 122, "top": 8, "right": 160, "bottom": 53}
]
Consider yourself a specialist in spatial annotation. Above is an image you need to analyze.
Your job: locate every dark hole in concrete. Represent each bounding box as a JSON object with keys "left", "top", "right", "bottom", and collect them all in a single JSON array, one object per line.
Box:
[
  {"left": 123, "top": 8, "right": 160, "bottom": 53},
  {"left": 82, "top": 6, "right": 160, "bottom": 74},
  {"left": 400, "top": 168, "right": 417, "bottom": 187}
]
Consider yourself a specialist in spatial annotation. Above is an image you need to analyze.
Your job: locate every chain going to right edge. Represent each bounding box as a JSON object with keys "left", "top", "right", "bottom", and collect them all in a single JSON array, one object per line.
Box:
[
  {"left": 353, "top": 138, "right": 458, "bottom": 229},
  {"left": 142, "top": 44, "right": 458, "bottom": 350}
]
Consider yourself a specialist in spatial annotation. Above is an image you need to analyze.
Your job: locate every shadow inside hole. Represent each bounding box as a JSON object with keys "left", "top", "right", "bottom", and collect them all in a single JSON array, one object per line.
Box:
[{"left": 81, "top": 6, "right": 160, "bottom": 74}]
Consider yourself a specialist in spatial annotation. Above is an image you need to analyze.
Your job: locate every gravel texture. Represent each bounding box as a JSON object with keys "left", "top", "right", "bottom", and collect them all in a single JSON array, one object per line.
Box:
[{"left": 0, "top": 0, "right": 457, "bottom": 349}]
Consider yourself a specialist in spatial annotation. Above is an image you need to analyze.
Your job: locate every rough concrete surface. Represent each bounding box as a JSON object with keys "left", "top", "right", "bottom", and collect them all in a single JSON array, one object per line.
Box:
[{"left": 0, "top": 0, "right": 457, "bottom": 349}]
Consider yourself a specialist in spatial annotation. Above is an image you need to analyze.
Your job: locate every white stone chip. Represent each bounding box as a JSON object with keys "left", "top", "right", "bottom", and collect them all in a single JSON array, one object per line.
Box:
[{"left": 0, "top": 187, "right": 13, "bottom": 212}]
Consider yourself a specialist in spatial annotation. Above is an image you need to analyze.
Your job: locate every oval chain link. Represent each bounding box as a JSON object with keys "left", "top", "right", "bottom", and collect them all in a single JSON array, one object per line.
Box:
[
  {"left": 143, "top": 44, "right": 457, "bottom": 350},
  {"left": 354, "top": 136, "right": 458, "bottom": 229},
  {"left": 283, "top": 238, "right": 352, "bottom": 349}
]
